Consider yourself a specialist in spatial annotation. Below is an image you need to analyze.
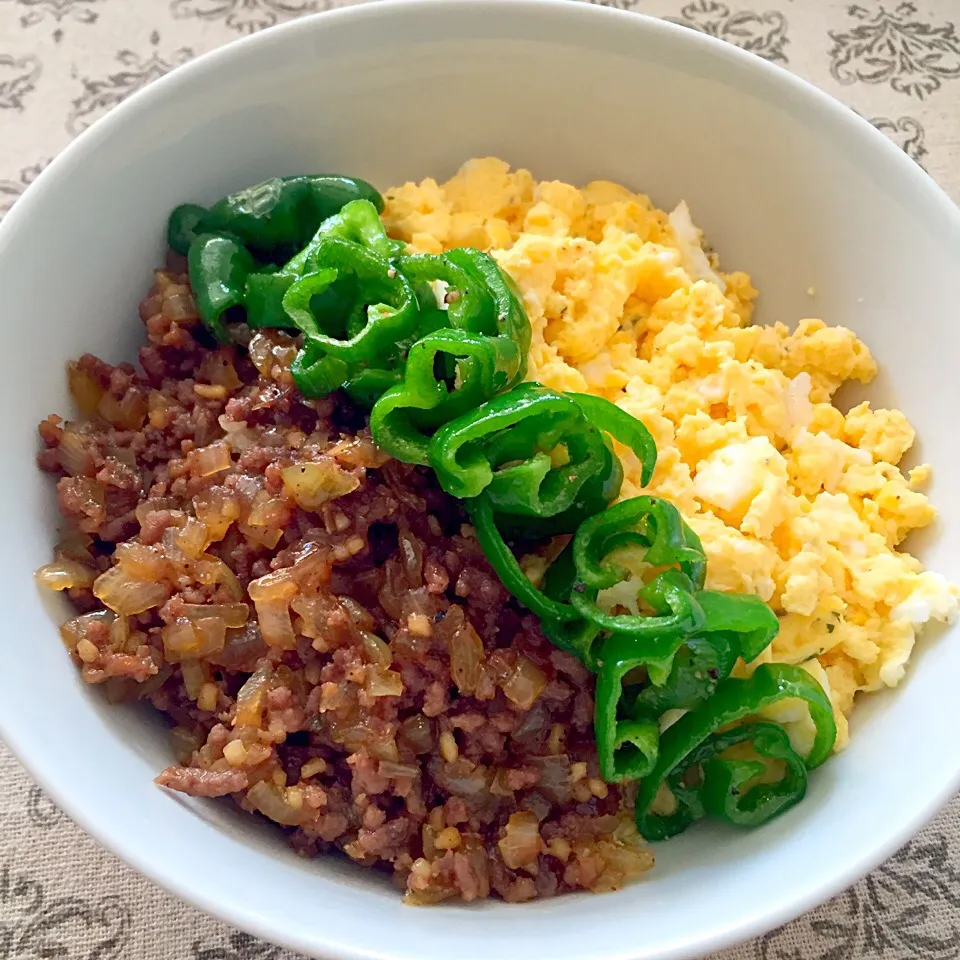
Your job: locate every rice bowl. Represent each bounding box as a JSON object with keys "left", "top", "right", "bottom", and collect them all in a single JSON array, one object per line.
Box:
[{"left": 1, "top": 2, "right": 959, "bottom": 958}]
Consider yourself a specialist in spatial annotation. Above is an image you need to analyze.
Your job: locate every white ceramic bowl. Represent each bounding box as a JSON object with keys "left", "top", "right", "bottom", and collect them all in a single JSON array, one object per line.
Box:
[{"left": 1, "top": 2, "right": 958, "bottom": 958}]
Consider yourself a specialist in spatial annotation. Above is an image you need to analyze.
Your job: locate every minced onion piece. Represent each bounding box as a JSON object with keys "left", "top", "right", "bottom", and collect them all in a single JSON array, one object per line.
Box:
[
  {"left": 59, "top": 609, "right": 114, "bottom": 651},
  {"left": 248, "top": 570, "right": 298, "bottom": 649},
  {"left": 378, "top": 761, "right": 419, "bottom": 779},
  {"left": 34, "top": 559, "right": 97, "bottom": 591},
  {"left": 93, "top": 566, "right": 170, "bottom": 616},
  {"left": 67, "top": 362, "right": 105, "bottom": 416},
  {"left": 234, "top": 663, "right": 272, "bottom": 727},
  {"left": 366, "top": 666, "right": 404, "bottom": 698},
  {"left": 163, "top": 616, "right": 227, "bottom": 662},
  {"left": 180, "top": 660, "right": 206, "bottom": 701},
  {"left": 247, "top": 781, "right": 302, "bottom": 826},
  {"left": 178, "top": 603, "right": 249, "bottom": 629},
  {"left": 501, "top": 656, "right": 547, "bottom": 710},
  {"left": 114, "top": 542, "right": 170, "bottom": 581},
  {"left": 176, "top": 517, "right": 210, "bottom": 559},
  {"left": 189, "top": 441, "right": 233, "bottom": 478},
  {"left": 98, "top": 389, "right": 148, "bottom": 430},
  {"left": 56, "top": 428, "right": 96, "bottom": 477},
  {"left": 497, "top": 811, "right": 543, "bottom": 869},
  {"left": 193, "top": 555, "right": 243, "bottom": 600},
  {"left": 238, "top": 522, "right": 283, "bottom": 550},
  {"left": 246, "top": 494, "right": 288, "bottom": 528},
  {"left": 281, "top": 459, "right": 360, "bottom": 511},
  {"left": 192, "top": 489, "right": 241, "bottom": 541},
  {"left": 447, "top": 619, "right": 485, "bottom": 695},
  {"left": 360, "top": 632, "right": 393, "bottom": 669}
]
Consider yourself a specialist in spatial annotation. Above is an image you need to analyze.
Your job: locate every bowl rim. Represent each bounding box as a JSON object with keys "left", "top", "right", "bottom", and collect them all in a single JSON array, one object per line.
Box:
[{"left": 2, "top": 1, "right": 960, "bottom": 958}]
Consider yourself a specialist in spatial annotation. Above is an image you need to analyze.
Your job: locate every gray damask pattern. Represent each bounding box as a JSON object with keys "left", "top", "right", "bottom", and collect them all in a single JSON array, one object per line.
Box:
[
  {"left": 759, "top": 833, "right": 960, "bottom": 960},
  {"left": 0, "top": 864, "right": 131, "bottom": 960},
  {"left": 828, "top": 2, "right": 960, "bottom": 99},
  {"left": 0, "top": 53, "right": 41, "bottom": 110},
  {"left": 0, "top": 1, "right": 960, "bottom": 959},
  {"left": 192, "top": 931, "right": 287, "bottom": 960},
  {"left": 170, "top": 0, "right": 330, "bottom": 34},
  {"left": 668, "top": 0, "right": 789, "bottom": 63},
  {"left": 67, "top": 31, "right": 194, "bottom": 134},
  {"left": 11, "top": 0, "right": 106, "bottom": 43},
  {"left": 871, "top": 115, "right": 928, "bottom": 164},
  {"left": 0, "top": 158, "right": 46, "bottom": 215}
]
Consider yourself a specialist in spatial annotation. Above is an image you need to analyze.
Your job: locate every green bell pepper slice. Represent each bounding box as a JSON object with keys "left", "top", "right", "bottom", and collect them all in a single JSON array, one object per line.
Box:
[
  {"left": 699, "top": 722, "right": 809, "bottom": 827},
  {"left": 445, "top": 247, "right": 532, "bottom": 371},
  {"left": 281, "top": 239, "right": 419, "bottom": 402},
  {"left": 635, "top": 662, "right": 837, "bottom": 840},
  {"left": 168, "top": 175, "right": 384, "bottom": 258},
  {"left": 569, "top": 393, "right": 657, "bottom": 487},
  {"left": 368, "top": 329, "right": 522, "bottom": 465},
  {"left": 398, "top": 253, "right": 498, "bottom": 338},
  {"left": 628, "top": 590, "right": 779, "bottom": 721},
  {"left": 343, "top": 367, "right": 404, "bottom": 408},
  {"left": 572, "top": 495, "right": 707, "bottom": 593},
  {"left": 187, "top": 233, "right": 256, "bottom": 344},
  {"left": 427, "top": 383, "right": 609, "bottom": 516}
]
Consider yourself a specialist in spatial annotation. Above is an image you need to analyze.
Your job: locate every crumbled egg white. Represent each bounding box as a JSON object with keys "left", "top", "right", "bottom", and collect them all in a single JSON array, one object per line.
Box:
[{"left": 383, "top": 158, "right": 958, "bottom": 751}]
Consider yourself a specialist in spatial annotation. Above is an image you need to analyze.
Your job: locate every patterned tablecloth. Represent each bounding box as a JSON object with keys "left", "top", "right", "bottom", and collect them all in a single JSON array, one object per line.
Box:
[{"left": 2, "top": 0, "right": 960, "bottom": 957}]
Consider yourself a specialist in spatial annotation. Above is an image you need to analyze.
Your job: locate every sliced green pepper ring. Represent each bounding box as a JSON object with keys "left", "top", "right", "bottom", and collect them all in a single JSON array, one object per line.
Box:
[
  {"left": 369, "top": 329, "right": 521, "bottom": 465},
  {"left": 572, "top": 495, "right": 707, "bottom": 593},
  {"left": 187, "top": 233, "right": 256, "bottom": 344},
  {"left": 635, "top": 662, "right": 837, "bottom": 841},
  {"left": 570, "top": 567, "right": 706, "bottom": 642},
  {"left": 398, "top": 253, "right": 498, "bottom": 337},
  {"left": 428, "top": 383, "right": 605, "bottom": 505},
  {"left": 281, "top": 238, "right": 419, "bottom": 366},
  {"left": 699, "top": 722, "right": 809, "bottom": 828},
  {"left": 569, "top": 392, "right": 657, "bottom": 487},
  {"left": 445, "top": 247, "right": 532, "bottom": 368}
]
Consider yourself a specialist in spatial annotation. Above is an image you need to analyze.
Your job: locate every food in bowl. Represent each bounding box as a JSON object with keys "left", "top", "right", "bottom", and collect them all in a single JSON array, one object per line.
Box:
[{"left": 34, "top": 158, "right": 957, "bottom": 904}]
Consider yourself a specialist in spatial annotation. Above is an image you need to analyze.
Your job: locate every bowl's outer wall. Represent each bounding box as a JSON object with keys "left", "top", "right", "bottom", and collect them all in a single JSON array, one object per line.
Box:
[{"left": 0, "top": 3, "right": 958, "bottom": 960}]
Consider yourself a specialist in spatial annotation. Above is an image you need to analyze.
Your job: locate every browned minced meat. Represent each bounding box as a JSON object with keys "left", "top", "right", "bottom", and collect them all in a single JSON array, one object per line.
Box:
[{"left": 37, "top": 265, "right": 653, "bottom": 903}]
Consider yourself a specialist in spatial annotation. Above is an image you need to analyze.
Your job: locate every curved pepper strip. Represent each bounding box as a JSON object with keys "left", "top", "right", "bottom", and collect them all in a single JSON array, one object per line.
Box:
[
  {"left": 343, "top": 367, "right": 404, "bottom": 408},
  {"left": 306, "top": 199, "right": 407, "bottom": 261},
  {"left": 168, "top": 204, "right": 209, "bottom": 257},
  {"left": 629, "top": 633, "right": 739, "bottom": 722},
  {"left": 427, "top": 384, "right": 608, "bottom": 521},
  {"left": 187, "top": 233, "right": 256, "bottom": 344},
  {"left": 628, "top": 590, "right": 779, "bottom": 720},
  {"left": 282, "top": 238, "right": 419, "bottom": 368},
  {"left": 467, "top": 495, "right": 580, "bottom": 624},
  {"left": 698, "top": 723, "right": 809, "bottom": 827},
  {"left": 445, "top": 247, "right": 532, "bottom": 374},
  {"left": 593, "top": 570, "right": 706, "bottom": 782},
  {"left": 569, "top": 393, "right": 657, "bottom": 487},
  {"left": 534, "top": 543, "right": 603, "bottom": 665},
  {"left": 289, "top": 340, "right": 350, "bottom": 399},
  {"left": 398, "top": 254, "right": 498, "bottom": 338},
  {"left": 635, "top": 663, "right": 837, "bottom": 841},
  {"left": 168, "top": 175, "right": 384, "bottom": 258},
  {"left": 694, "top": 589, "right": 780, "bottom": 664},
  {"left": 500, "top": 438, "right": 625, "bottom": 540},
  {"left": 243, "top": 200, "right": 405, "bottom": 332},
  {"left": 368, "top": 329, "right": 522, "bottom": 465},
  {"left": 572, "top": 495, "right": 707, "bottom": 593}
]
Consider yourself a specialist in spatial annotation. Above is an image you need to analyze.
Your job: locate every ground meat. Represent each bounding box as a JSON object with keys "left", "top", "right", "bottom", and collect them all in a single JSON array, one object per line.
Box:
[
  {"left": 36, "top": 269, "right": 654, "bottom": 904},
  {"left": 156, "top": 765, "right": 249, "bottom": 797}
]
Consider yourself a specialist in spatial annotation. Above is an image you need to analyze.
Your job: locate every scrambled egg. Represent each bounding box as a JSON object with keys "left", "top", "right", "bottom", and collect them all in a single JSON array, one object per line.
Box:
[{"left": 383, "top": 158, "right": 958, "bottom": 749}]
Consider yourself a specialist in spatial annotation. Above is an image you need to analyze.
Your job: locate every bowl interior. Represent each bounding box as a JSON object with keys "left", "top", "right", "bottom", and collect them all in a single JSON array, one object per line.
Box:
[{"left": 1, "top": 3, "right": 958, "bottom": 960}]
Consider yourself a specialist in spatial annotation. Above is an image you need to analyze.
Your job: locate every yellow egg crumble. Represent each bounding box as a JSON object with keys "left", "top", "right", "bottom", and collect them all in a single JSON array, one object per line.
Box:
[{"left": 382, "top": 157, "right": 958, "bottom": 749}]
